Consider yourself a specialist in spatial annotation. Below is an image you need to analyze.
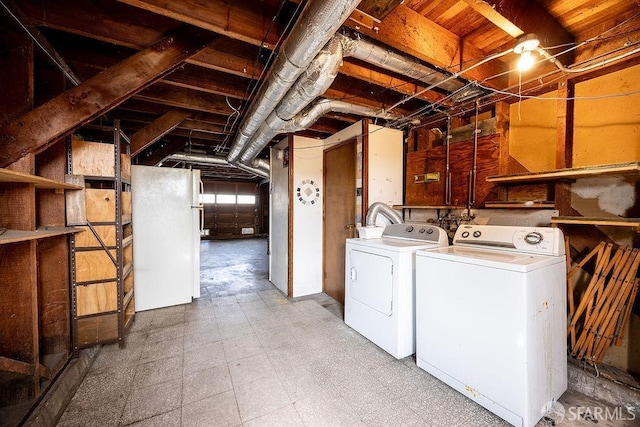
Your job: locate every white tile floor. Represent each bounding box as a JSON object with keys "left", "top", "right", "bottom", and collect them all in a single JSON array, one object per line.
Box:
[{"left": 57, "top": 289, "right": 635, "bottom": 426}]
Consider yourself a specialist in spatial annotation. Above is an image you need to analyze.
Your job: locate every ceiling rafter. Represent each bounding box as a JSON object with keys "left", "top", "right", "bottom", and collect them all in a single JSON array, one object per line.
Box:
[
  {"left": 131, "top": 108, "right": 193, "bottom": 156},
  {"left": 116, "top": 0, "right": 282, "bottom": 49},
  {"left": 0, "top": 26, "right": 213, "bottom": 168},
  {"left": 345, "top": 4, "right": 509, "bottom": 87}
]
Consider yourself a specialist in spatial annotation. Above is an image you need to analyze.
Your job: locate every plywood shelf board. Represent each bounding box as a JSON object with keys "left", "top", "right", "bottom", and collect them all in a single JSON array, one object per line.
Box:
[
  {"left": 393, "top": 205, "right": 467, "bottom": 209},
  {"left": 487, "top": 162, "right": 640, "bottom": 183},
  {"left": 122, "top": 235, "right": 133, "bottom": 247},
  {"left": 551, "top": 216, "right": 640, "bottom": 229},
  {"left": 0, "top": 227, "right": 80, "bottom": 245},
  {"left": 0, "top": 168, "right": 82, "bottom": 190},
  {"left": 485, "top": 201, "right": 555, "bottom": 209}
]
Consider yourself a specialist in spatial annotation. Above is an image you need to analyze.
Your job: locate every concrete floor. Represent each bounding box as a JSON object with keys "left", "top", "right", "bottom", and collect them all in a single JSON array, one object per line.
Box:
[{"left": 55, "top": 237, "right": 637, "bottom": 426}]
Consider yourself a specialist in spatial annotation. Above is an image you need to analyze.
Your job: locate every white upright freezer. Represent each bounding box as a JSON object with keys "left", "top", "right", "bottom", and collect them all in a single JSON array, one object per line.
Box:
[{"left": 131, "top": 165, "right": 203, "bottom": 311}]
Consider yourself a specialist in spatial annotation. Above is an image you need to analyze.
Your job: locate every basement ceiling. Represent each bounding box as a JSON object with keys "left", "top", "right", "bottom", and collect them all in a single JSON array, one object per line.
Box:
[{"left": 3, "top": 0, "right": 640, "bottom": 181}]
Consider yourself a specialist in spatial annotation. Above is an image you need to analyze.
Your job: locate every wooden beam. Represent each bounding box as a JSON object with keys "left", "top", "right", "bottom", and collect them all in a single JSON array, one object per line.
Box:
[
  {"left": 165, "top": 66, "right": 250, "bottom": 100},
  {"left": 134, "top": 83, "right": 236, "bottom": 115},
  {"left": 136, "top": 138, "right": 188, "bottom": 166},
  {"left": 21, "top": 0, "right": 262, "bottom": 78},
  {"left": 0, "top": 27, "right": 213, "bottom": 168},
  {"left": 131, "top": 109, "right": 193, "bottom": 156},
  {"left": 357, "top": 0, "right": 404, "bottom": 21},
  {"left": 345, "top": 5, "right": 508, "bottom": 88},
  {"left": 117, "top": 0, "right": 281, "bottom": 49},
  {"left": 461, "top": 0, "right": 574, "bottom": 64}
]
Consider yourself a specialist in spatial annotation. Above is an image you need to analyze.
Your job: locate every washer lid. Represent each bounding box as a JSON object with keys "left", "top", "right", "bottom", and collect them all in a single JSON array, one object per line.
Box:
[{"left": 416, "top": 245, "right": 565, "bottom": 272}]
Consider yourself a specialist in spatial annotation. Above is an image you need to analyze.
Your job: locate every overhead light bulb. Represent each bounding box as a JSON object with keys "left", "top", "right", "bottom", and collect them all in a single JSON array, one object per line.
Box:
[
  {"left": 514, "top": 34, "right": 540, "bottom": 54},
  {"left": 517, "top": 50, "right": 536, "bottom": 71}
]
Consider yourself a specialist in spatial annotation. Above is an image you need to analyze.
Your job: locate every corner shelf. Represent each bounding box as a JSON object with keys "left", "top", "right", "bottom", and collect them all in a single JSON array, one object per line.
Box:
[
  {"left": 551, "top": 216, "right": 640, "bottom": 231},
  {"left": 486, "top": 162, "right": 640, "bottom": 184}
]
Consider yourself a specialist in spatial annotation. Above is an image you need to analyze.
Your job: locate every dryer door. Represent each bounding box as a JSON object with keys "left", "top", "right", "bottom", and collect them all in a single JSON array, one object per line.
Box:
[{"left": 348, "top": 249, "right": 393, "bottom": 316}]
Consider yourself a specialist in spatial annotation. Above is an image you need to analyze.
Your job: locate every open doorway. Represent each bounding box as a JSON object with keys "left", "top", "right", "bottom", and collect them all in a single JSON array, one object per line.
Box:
[{"left": 199, "top": 237, "right": 271, "bottom": 298}]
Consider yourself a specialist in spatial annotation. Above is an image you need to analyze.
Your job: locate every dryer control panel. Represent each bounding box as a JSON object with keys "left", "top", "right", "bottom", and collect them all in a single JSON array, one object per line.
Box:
[{"left": 453, "top": 225, "right": 565, "bottom": 256}]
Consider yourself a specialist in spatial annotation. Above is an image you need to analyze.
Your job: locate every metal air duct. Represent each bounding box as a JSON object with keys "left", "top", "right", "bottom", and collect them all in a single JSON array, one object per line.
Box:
[
  {"left": 338, "top": 33, "right": 464, "bottom": 93},
  {"left": 365, "top": 202, "right": 404, "bottom": 226},
  {"left": 167, "top": 153, "right": 269, "bottom": 179},
  {"left": 238, "top": 36, "right": 346, "bottom": 165},
  {"left": 227, "top": 0, "right": 361, "bottom": 164}
]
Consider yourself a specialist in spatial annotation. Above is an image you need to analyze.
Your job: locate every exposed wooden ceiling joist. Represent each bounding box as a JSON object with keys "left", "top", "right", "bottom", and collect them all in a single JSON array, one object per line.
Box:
[
  {"left": 0, "top": 26, "right": 213, "bottom": 168},
  {"left": 131, "top": 108, "right": 193, "bottom": 156},
  {"left": 117, "top": 0, "right": 283, "bottom": 49},
  {"left": 461, "top": 0, "right": 574, "bottom": 62},
  {"left": 346, "top": 4, "right": 509, "bottom": 88}
]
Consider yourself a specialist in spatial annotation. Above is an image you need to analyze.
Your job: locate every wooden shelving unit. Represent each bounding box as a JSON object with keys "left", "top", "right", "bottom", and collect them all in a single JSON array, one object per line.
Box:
[
  {"left": 66, "top": 120, "right": 135, "bottom": 351},
  {"left": 552, "top": 216, "right": 640, "bottom": 231},
  {"left": 0, "top": 157, "right": 79, "bottom": 410},
  {"left": 486, "top": 162, "right": 640, "bottom": 184},
  {"left": 485, "top": 162, "right": 640, "bottom": 212}
]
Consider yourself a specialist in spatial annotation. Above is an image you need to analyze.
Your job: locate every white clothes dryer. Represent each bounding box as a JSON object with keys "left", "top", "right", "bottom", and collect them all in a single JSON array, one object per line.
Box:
[{"left": 345, "top": 223, "right": 448, "bottom": 359}]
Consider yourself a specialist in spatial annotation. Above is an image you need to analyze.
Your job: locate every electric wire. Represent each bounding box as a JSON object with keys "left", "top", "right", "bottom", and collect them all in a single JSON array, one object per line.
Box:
[{"left": 218, "top": 0, "right": 306, "bottom": 153}]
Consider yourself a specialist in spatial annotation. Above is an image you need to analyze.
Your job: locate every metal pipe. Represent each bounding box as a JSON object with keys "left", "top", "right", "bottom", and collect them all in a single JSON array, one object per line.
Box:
[
  {"left": 365, "top": 202, "right": 404, "bottom": 226},
  {"left": 167, "top": 153, "right": 269, "bottom": 179},
  {"left": 338, "top": 33, "right": 464, "bottom": 93},
  {"left": 468, "top": 99, "right": 480, "bottom": 208},
  {"left": 445, "top": 115, "right": 452, "bottom": 205}
]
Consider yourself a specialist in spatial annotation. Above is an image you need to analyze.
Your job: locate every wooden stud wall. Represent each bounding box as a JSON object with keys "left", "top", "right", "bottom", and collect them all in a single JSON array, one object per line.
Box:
[{"left": 36, "top": 236, "right": 71, "bottom": 355}]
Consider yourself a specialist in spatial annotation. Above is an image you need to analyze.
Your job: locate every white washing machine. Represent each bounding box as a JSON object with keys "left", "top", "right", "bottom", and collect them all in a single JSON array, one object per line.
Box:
[
  {"left": 415, "top": 224, "right": 567, "bottom": 427},
  {"left": 345, "top": 223, "right": 448, "bottom": 359}
]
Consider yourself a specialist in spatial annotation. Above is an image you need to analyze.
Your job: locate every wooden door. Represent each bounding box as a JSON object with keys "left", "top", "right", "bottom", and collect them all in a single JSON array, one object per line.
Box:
[{"left": 323, "top": 139, "right": 356, "bottom": 304}]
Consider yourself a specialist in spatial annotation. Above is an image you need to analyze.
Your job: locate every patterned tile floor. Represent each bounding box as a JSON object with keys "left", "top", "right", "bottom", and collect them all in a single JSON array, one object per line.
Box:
[
  {"left": 56, "top": 238, "right": 636, "bottom": 426},
  {"left": 56, "top": 288, "right": 636, "bottom": 427}
]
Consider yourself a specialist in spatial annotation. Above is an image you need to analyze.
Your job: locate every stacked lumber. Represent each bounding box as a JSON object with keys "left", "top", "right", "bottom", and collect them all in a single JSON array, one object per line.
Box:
[{"left": 567, "top": 243, "right": 640, "bottom": 364}]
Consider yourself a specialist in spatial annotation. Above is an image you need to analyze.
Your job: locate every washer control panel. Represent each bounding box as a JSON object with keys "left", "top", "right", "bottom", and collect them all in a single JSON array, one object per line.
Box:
[
  {"left": 453, "top": 224, "right": 564, "bottom": 256},
  {"left": 383, "top": 223, "right": 448, "bottom": 245}
]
